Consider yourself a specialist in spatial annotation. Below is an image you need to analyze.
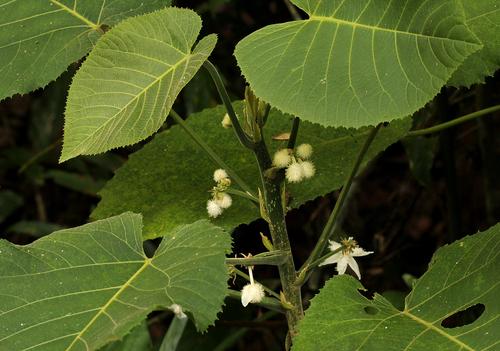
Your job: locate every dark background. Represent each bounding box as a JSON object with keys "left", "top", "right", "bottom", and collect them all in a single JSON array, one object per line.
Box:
[{"left": 1, "top": 1, "right": 499, "bottom": 349}]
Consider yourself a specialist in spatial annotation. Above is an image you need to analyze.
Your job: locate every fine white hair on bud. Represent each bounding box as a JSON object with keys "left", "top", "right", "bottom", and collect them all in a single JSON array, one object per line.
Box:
[
  {"left": 241, "top": 283, "right": 265, "bottom": 307},
  {"left": 296, "top": 143, "right": 313, "bottom": 159},
  {"left": 273, "top": 149, "right": 292, "bottom": 168},
  {"left": 222, "top": 113, "right": 232, "bottom": 129},
  {"left": 300, "top": 161, "right": 315, "bottom": 179},
  {"left": 213, "top": 169, "right": 229, "bottom": 183},
  {"left": 218, "top": 193, "right": 232, "bottom": 209},
  {"left": 207, "top": 200, "right": 223, "bottom": 218},
  {"left": 285, "top": 163, "right": 303, "bottom": 182}
]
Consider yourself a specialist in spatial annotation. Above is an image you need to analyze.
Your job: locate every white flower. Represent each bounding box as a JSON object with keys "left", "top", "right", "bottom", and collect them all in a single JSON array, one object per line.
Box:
[
  {"left": 241, "top": 283, "right": 265, "bottom": 307},
  {"left": 273, "top": 149, "right": 292, "bottom": 168},
  {"left": 285, "top": 163, "right": 303, "bottom": 182},
  {"left": 222, "top": 113, "right": 232, "bottom": 129},
  {"left": 213, "top": 169, "right": 229, "bottom": 183},
  {"left": 319, "top": 238, "right": 373, "bottom": 279},
  {"left": 207, "top": 200, "right": 223, "bottom": 218},
  {"left": 296, "top": 144, "right": 313, "bottom": 159},
  {"left": 217, "top": 193, "right": 232, "bottom": 209},
  {"left": 300, "top": 161, "right": 315, "bottom": 179}
]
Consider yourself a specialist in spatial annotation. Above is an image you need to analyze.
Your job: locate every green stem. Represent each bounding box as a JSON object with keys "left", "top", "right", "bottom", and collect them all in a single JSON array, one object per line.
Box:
[
  {"left": 224, "top": 187, "right": 258, "bottom": 203},
  {"left": 226, "top": 251, "right": 288, "bottom": 266},
  {"left": 227, "top": 289, "right": 285, "bottom": 313},
  {"left": 18, "top": 138, "right": 62, "bottom": 174},
  {"left": 406, "top": 105, "right": 500, "bottom": 137},
  {"left": 307, "top": 245, "right": 345, "bottom": 271},
  {"left": 232, "top": 267, "right": 281, "bottom": 299},
  {"left": 169, "top": 109, "right": 257, "bottom": 198},
  {"left": 203, "top": 60, "right": 254, "bottom": 149},
  {"left": 286, "top": 117, "right": 300, "bottom": 150},
  {"left": 252, "top": 139, "right": 303, "bottom": 338},
  {"left": 299, "top": 124, "right": 382, "bottom": 273}
]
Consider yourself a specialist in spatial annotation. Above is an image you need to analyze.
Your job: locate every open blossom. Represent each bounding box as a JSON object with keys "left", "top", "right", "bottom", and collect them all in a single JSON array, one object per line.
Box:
[
  {"left": 241, "top": 282, "right": 265, "bottom": 307},
  {"left": 207, "top": 200, "right": 223, "bottom": 218},
  {"left": 296, "top": 143, "right": 313, "bottom": 159},
  {"left": 319, "top": 238, "right": 373, "bottom": 279}
]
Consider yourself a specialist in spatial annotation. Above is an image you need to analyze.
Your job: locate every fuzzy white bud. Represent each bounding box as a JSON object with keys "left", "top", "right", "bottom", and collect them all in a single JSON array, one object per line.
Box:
[
  {"left": 241, "top": 283, "right": 265, "bottom": 307},
  {"left": 207, "top": 200, "right": 223, "bottom": 218},
  {"left": 273, "top": 149, "right": 292, "bottom": 168},
  {"left": 218, "top": 193, "right": 232, "bottom": 209},
  {"left": 222, "top": 113, "right": 233, "bottom": 129},
  {"left": 285, "top": 163, "right": 303, "bottom": 183},
  {"left": 213, "top": 169, "right": 229, "bottom": 183},
  {"left": 296, "top": 143, "right": 313, "bottom": 159},
  {"left": 300, "top": 161, "right": 315, "bottom": 179}
]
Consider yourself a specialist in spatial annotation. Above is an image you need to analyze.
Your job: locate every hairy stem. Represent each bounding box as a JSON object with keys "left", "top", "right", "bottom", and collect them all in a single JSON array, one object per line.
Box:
[
  {"left": 253, "top": 139, "right": 304, "bottom": 337},
  {"left": 226, "top": 251, "right": 288, "bottom": 266},
  {"left": 406, "top": 105, "right": 500, "bottom": 137},
  {"left": 203, "top": 60, "right": 254, "bottom": 149}
]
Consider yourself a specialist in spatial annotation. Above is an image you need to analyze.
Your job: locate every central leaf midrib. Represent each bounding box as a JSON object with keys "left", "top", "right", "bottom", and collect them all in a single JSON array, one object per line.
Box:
[
  {"left": 51, "top": 0, "right": 97, "bottom": 27},
  {"left": 308, "top": 15, "right": 479, "bottom": 44},
  {"left": 66, "top": 258, "right": 153, "bottom": 350}
]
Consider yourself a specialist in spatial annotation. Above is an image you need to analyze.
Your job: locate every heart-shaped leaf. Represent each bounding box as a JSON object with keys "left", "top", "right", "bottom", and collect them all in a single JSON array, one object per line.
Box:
[
  {"left": 292, "top": 225, "right": 500, "bottom": 350},
  {"left": 60, "top": 7, "right": 217, "bottom": 162},
  {"left": 0, "top": 213, "right": 231, "bottom": 350},
  {"left": 235, "top": 0, "right": 481, "bottom": 128}
]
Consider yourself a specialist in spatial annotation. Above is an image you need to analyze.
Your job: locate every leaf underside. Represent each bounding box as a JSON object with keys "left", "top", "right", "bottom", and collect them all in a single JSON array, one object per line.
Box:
[
  {"left": 60, "top": 7, "right": 217, "bottom": 162},
  {"left": 0, "top": 213, "right": 231, "bottom": 350},
  {"left": 293, "top": 224, "right": 500, "bottom": 350},
  {"left": 447, "top": 0, "right": 500, "bottom": 87},
  {"left": 91, "top": 101, "right": 411, "bottom": 240},
  {"left": 0, "top": 0, "right": 171, "bottom": 101},
  {"left": 235, "top": 0, "right": 481, "bottom": 128}
]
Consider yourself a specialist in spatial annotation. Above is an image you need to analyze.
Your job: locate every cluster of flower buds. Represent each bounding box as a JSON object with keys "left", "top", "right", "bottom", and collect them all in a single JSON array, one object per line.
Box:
[
  {"left": 206, "top": 169, "right": 232, "bottom": 218},
  {"left": 273, "top": 143, "right": 315, "bottom": 183}
]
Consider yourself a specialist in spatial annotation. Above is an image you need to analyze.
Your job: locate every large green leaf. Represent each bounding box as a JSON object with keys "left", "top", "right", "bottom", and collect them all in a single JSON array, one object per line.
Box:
[
  {"left": 0, "top": 213, "right": 231, "bottom": 350},
  {"left": 0, "top": 0, "right": 171, "bottom": 101},
  {"left": 447, "top": 0, "right": 500, "bottom": 87},
  {"left": 234, "top": 0, "right": 481, "bottom": 128},
  {"left": 91, "top": 102, "right": 411, "bottom": 240},
  {"left": 292, "top": 225, "right": 500, "bottom": 350},
  {"left": 60, "top": 7, "right": 217, "bottom": 162}
]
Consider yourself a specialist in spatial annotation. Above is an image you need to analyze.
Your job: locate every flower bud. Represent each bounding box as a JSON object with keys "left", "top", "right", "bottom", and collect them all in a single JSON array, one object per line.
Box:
[{"left": 241, "top": 283, "right": 265, "bottom": 307}]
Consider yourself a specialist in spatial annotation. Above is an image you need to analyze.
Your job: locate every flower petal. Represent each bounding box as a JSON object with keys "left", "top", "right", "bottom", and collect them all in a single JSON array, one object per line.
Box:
[
  {"left": 348, "top": 256, "right": 362, "bottom": 279},
  {"left": 352, "top": 247, "right": 373, "bottom": 257},
  {"left": 336, "top": 255, "right": 349, "bottom": 275}
]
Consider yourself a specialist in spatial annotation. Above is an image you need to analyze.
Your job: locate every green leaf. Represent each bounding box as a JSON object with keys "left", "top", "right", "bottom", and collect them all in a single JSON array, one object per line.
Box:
[
  {"left": 292, "top": 225, "right": 500, "bottom": 350},
  {"left": 0, "top": 213, "right": 231, "bottom": 350},
  {"left": 0, "top": 0, "right": 171, "bottom": 101},
  {"left": 447, "top": 0, "right": 500, "bottom": 87},
  {"left": 60, "top": 7, "right": 217, "bottom": 162},
  {"left": 91, "top": 102, "right": 411, "bottom": 240},
  {"left": 97, "top": 320, "right": 152, "bottom": 351},
  {"left": 234, "top": 0, "right": 481, "bottom": 128}
]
